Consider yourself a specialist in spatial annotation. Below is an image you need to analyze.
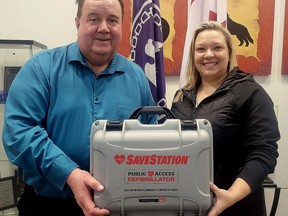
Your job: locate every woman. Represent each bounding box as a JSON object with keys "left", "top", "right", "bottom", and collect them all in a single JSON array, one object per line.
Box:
[{"left": 171, "top": 21, "right": 280, "bottom": 216}]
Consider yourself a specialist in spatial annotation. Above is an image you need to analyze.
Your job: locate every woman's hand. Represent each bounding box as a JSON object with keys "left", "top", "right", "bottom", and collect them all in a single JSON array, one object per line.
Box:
[{"left": 207, "top": 178, "right": 251, "bottom": 216}]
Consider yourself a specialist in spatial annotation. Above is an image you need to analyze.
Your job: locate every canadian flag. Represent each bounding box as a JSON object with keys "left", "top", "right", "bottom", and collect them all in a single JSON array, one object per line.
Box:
[{"left": 179, "top": 0, "right": 227, "bottom": 87}]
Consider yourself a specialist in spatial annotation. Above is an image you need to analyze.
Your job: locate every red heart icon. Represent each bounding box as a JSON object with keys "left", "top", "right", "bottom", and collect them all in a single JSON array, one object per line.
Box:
[
  {"left": 114, "top": 155, "right": 125, "bottom": 165},
  {"left": 148, "top": 171, "right": 154, "bottom": 176}
]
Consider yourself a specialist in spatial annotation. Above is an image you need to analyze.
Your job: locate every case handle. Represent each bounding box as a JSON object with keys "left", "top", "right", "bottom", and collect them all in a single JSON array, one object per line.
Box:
[{"left": 129, "top": 106, "right": 176, "bottom": 120}]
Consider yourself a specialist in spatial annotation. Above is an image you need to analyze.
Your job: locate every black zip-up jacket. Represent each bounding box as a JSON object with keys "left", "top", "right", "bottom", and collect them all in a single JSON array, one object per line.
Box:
[{"left": 171, "top": 67, "right": 280, "bottom": 216}]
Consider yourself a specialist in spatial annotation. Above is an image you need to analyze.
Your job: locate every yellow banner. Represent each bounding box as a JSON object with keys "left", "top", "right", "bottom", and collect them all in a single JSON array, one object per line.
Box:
[{"left": 228, "top": 0, "right": 259, "bottom": 60}]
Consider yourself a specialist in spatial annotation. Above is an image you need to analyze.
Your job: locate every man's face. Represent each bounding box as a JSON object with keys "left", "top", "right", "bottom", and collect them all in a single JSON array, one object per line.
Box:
[{"left": 75, "top": 0, "right": 122, "bottom": 65}]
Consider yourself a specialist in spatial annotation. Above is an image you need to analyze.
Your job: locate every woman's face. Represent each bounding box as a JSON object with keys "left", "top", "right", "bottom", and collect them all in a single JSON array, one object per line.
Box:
[{"left": 194, "top": 30, "right": 230, "bottom": 82}]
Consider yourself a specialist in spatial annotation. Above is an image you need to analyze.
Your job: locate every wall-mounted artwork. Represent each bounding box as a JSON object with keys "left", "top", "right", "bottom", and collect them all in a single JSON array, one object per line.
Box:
[
  {"left": 118, "top": 0, "right": 187, "bottom": 75},
  {"left": 281, "top": 0, "right": 288, "bottom": 74},
  {"left": 120, "top": 0, "right": 274, "bottom": 75},
  {"left": 227, "top": 0, "right": 275, "bottom": 75}
]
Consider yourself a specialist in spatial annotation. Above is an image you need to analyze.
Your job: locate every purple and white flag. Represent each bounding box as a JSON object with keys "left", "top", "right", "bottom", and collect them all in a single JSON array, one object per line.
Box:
[{"left": 131, "top": 0, "right": 166, "bottom": 108}]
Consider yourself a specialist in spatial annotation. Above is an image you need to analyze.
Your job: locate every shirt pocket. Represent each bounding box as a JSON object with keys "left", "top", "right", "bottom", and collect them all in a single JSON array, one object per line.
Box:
[{"left": 116, "top": 103, "right": 140, "bottom": 120}]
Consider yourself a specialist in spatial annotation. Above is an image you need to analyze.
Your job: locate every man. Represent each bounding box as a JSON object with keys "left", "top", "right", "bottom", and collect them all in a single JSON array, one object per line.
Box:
[{"left": 2, "top": 0, "right": 155, "bottom": 215}]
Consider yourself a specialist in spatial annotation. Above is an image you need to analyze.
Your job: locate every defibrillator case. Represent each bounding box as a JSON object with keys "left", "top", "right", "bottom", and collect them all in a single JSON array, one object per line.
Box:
[{"left": 90, "top": 106, "right": 213, "bottom": 216}]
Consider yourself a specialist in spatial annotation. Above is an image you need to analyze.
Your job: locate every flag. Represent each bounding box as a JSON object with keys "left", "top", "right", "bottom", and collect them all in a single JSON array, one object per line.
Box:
[
  {"left": 179, "top": 0, "right": 227, "bottom": 88},
  {"left": 131, "top": 0, "right": 166, "bottom": 108}
]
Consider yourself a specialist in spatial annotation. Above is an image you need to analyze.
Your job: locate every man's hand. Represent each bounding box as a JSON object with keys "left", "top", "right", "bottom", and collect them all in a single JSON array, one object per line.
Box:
[{"left": 66, "top": 168, "right": 110, "bottom": 216}]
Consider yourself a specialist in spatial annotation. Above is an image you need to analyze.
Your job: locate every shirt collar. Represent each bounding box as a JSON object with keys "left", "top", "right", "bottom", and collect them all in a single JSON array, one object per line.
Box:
[{"left": 67, "top": 42, "right": 125, "bottom": 75}]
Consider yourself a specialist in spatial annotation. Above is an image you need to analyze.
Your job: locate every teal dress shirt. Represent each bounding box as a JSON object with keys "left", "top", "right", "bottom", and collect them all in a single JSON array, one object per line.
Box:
[{"left": 2, "top": 42, "right": 156, "bottom": 198}]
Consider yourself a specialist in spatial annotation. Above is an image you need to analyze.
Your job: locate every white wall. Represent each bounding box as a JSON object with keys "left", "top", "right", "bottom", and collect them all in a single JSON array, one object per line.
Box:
[
  {"left": 0, "top": 0, "right": 287, "bottom": 215},
  {"left": 0, "top": 0, "right": 77, "bottom": 49}
]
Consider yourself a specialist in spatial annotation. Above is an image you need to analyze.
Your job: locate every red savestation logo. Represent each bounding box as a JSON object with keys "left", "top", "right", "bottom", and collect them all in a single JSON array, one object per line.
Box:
[{"left": 114, "top": 154, "right": 190, "bottom": 165}]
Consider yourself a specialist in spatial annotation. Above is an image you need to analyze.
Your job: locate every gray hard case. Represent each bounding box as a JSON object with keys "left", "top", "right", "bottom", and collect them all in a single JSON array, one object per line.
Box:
[{"left": 90, "top": 107, "right": 213, "bottom": 216}]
